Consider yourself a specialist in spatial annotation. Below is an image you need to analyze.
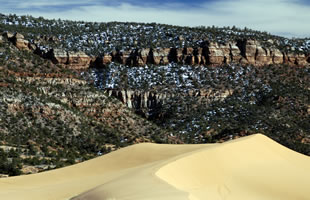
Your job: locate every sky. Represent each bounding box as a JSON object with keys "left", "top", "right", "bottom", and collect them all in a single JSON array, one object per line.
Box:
[{"left": 0, "top": 0, "right": 309, "bottom": 38}]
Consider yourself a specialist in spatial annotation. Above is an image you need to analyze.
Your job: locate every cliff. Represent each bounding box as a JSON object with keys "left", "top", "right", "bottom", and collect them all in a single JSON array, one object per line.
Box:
[
  {"left": 46, "top": 40, "right": 310, "bottom": 68},
  {"left": 100, "top": 40, "right": 309, "bottom": 67},
  {"left": 105, "top": 89, "right": 233, "bottom": 118},
  {"left": 3, "top": 32, "right": 310, "bottom": 69}
]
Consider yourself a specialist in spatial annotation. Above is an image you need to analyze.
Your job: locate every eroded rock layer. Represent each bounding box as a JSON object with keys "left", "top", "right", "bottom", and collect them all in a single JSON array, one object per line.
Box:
[{"left": 3, "top": 32, "right": 310, "bottom": 68}]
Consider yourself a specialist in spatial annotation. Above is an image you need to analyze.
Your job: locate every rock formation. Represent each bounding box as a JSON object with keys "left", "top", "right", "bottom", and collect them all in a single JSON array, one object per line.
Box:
[
  {"left": 46, "top": 49, "right": 68, "bottom": 64},
  {"left": 4, "top": 32, "right": 310, "bottom": 69},
  {"left": 138, "top": 48, "right": 151, "bottom": 65},
  {"left": 96, "top": 40, "right": 309, "bottom": 67},
  {"left": 207, "top": 42, "right": 228, "bottom": 65},
  {"left": 2, "top": 32, "right": 14, "bottom": 40},
  {"left": 269, "top": 48, "right": 283, "bottom": 65},
  {"left": 105, "top": 89, "right": 233, "bottom": 118},
  {"left": 11, "top": 33, "right": 30, "bottom": 50},
  {"left": 45, "top": 49, "right": 91, "bottom": 69},
  {"left": 67, "top": 51, "right": 92, "bottom": 69},
  {"left": 152, "top": 48, "right": 170, "bottom": 65}
]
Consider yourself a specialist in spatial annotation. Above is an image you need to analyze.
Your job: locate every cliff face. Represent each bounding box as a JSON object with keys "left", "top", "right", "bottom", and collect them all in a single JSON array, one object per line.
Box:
[
  {"left": 44, "top": 49, "right": 93, "bottom": 69},
  {"left": 95, "top": 39, "right": 309, "bottom": 67},
  {"left": 105, "top": 89, "right": 233, "bottom": 118},
  {"left": 3, "top": 32, "right": 309, "bottom": 121},
  {"left": 3, "top": 32, "right": 310, "bottom": 69}
]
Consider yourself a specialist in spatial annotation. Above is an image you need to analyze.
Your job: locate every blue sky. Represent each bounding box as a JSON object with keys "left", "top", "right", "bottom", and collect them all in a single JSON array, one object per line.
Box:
[{"left": 0, "top": 0, "right": 309, "bottom": 38}]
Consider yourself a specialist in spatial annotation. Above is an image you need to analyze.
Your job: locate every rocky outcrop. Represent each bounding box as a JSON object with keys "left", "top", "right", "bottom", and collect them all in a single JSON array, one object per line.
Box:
[
  {"left": 152, "top": 48, "right": 171, "bottom": 65},
  {"left": 236, "top": 39, "right": 270, "bottom": 65},
  {"left": 229, "top": 42, "right": 243, "bottom": 63},
  {"left": 95, "top": 40, "right": 309, "bottom": 67},
  {"left": 2, "top": 32, "right": 14, "bottom": 40},
  {"left": 46, "top": 49, "right": 68, "bottom": 64},
  {"left": 170, "top": 47, "right": 203, "bottom": 65},
  {"left": 270, "top": 48, "right": 284, "bottom": 64},
  {"left": 207, "top": 42, "right": 228, "bottom": 65},
  {"left": 105, "top": 89, "right": 233, "bottom": 118},
  {"left": 91, "top": 55, "right": 112, "bottom": 68},
  {"left": 11, "top": 33, "right": 30, "bottom": 50},
  {"left": 2, "top": 32, "right": 32, "bottom": 50},
  {"left": 139, "top": 48, "right": 152, "bottom": 65},
  {"left": 4, "top": 32, "right": 310, "bottom": 68},
  {"left": 234, "top": 39, "right": 310, "bottom": 66},
  {"left": 45, "top": 49, "right": 92, "bottom": 69},
  {"left": 106, "top": 90, "right": 166, "bottom": 111},
  {"left": 67, "top": 51, "right": 92, "bottom": 68},
  {"left": 285, "top": 52, "right": 308, "bottom": 65}
]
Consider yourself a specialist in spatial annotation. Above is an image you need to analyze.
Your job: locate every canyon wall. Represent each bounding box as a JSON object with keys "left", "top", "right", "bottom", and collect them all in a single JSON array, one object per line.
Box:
[
  {"left": 105, "top": 89, "right": 233, "bottom": 118},
  {"left": 95, "top": 39, "right": 310, "bottom": 67},
  {"left": 41, "top": 41, "right": 310, "bottom": 69},
  {"left": 3, "top": 32, "right": 310, "bottom": 69}
]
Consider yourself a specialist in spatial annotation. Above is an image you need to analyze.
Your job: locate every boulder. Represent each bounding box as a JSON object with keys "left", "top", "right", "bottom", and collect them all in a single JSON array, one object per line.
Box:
[{"left": 12, "top": 33, "right": 30, "bottom": 50}]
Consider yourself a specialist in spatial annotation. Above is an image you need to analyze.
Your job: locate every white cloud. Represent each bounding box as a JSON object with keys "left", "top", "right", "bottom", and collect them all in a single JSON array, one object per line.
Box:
[{"left": 1, "top": 0, "right": 309, "bottom": 37}]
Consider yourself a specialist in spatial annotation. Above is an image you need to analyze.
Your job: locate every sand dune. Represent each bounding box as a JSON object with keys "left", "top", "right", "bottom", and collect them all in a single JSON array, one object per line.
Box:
[{"left": 0, "top": 134, "right": 309, "bottom": 200}]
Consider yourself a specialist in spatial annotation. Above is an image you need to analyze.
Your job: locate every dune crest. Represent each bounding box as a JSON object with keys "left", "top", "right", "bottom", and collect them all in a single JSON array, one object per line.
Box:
[
  {"left": 0, "top": 134, "right": 309, "bottom": 200},
  {"left": 156, "top": 134, "right": 310, "bottom": 200}
]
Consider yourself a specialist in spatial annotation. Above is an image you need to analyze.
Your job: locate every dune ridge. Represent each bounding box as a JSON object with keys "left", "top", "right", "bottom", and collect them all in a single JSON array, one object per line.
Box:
[
  {"left": 156, "top": 134, "right": 310, "bottom": 200},
  {"left": 0, "top": 134, "right": 309, "bottom": 200}
]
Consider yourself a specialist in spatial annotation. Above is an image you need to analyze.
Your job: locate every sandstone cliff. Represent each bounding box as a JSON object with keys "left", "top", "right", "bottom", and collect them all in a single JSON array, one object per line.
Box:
[
  {"left": 4, "top": 32, "right": 310, "bottom": 69},
  {"left": 94, "top": 39, "right": 309, "bottom": 67},
  {"left": 44, "top": 49, "right": 92, "bottom": 69}
]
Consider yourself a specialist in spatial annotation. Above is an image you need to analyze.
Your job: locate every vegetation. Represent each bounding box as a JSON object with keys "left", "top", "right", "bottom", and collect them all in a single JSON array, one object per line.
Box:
[
  {"left": 0, "top": 13, "right": 309, "bottom": 176},
  {"left": 92, "top": 64, "right": 310, "bottom": 155},
  {"left": 0, "top": 13, "right": 309, "bottom": 56},
  {"left": 0, "top": 38, "right": 173, "bottom": 176}
]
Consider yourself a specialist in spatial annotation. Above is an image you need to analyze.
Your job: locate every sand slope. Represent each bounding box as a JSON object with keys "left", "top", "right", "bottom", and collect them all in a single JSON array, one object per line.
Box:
[{"left": 0, "top": 134, "right": 309, "bottom": 200}]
